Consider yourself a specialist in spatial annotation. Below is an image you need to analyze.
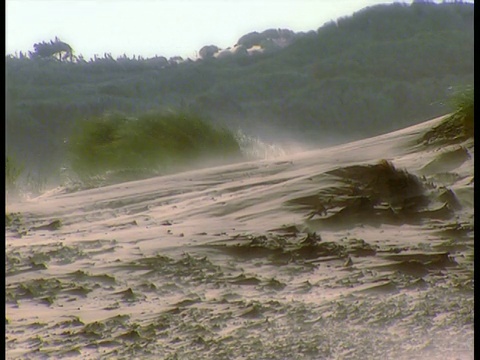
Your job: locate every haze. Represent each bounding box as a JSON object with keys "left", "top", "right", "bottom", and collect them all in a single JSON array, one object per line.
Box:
[{"left": 6, "top": 0, "right": 426, "bottom": 60}]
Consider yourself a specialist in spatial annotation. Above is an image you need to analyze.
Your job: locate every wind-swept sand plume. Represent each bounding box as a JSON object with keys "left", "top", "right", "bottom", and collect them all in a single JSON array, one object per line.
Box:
[{"left": 6, "top": 115, "right": 473, "bottom": 359}]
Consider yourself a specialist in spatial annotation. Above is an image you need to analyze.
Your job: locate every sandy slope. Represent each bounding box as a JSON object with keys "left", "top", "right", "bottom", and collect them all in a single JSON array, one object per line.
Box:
[{"left": 6, "top": 115, "right": 474, "bottom": 359}]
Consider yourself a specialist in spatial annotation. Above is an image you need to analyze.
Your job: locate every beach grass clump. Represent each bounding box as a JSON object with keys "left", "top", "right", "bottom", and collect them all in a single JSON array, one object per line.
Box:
[
  {"left": 5, "top": 213, "right": 14, "bottom": 227},
  {"left": 5, "top": 156, "right": 23, "bottom": 200},
  {"left": 450, "top": 86, "right": 474, "bottom": 138},
  {"left": 6, "top": 156, "right": 49, "bottom": 201},
  {"left": 68, "top": 110, "right": 243, "bottom": 184},
  {"left": 5, "top": 212, "right": 23, "bottom": 229},
  {"left": 422, "top": 86, "right": 474, "bottom": 145}
]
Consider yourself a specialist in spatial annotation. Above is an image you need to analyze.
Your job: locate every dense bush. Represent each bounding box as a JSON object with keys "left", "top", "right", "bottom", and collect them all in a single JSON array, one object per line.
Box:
[{"left": 68, "top": 111, "right": 243, "bottom": 183}]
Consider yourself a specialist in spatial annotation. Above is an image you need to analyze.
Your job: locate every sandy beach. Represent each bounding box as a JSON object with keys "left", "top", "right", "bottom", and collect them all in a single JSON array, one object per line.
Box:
[{"left": 6, "top": 115, "right": 474, "bottom": 359}]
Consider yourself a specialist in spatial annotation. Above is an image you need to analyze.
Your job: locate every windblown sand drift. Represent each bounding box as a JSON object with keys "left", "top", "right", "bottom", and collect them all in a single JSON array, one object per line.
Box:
[{"left": 6, "top": 115, "right": 474, "bottom": 359}]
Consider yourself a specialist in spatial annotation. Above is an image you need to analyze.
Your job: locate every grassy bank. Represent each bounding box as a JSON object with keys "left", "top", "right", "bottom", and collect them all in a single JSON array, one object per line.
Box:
[{"left": 68, "top": 111, "right": 243, "bottom": 186}]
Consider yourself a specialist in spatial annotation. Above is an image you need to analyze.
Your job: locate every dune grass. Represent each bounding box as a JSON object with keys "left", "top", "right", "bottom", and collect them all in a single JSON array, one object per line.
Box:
[
  {"left": 5, "top": 156, "right": 24, "bottom": 201},
  {"left": 68, "top": 110, "right": 243, "bottom": 184},
  {"left": 422, "top": 86, "right": 473, "bottom": 145},
  {"left": 450, "top": 86, "right": 474, "bottom": 137}
]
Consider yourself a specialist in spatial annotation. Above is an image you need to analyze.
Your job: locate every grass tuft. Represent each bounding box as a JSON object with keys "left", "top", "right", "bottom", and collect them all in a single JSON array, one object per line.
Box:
[
  {"left": 5, "top": 156, "right": 23, "bottom": 200},
  {"left": 450, "top": 86, "right": 474, "bottom": 138},
  {"left": 422, "top": 86, "right": 473, "bottom": 145}
]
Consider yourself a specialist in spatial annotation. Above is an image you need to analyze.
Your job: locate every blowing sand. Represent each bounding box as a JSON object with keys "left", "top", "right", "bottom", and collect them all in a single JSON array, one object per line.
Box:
[{"left": 6, "top": 115, "right": 474, "bottom": 359}]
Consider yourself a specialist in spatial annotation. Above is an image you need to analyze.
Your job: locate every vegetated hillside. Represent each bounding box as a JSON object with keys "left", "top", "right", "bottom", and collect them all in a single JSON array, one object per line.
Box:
[{"left": 5, "top": 1, "right": 474, "bottom": 180}]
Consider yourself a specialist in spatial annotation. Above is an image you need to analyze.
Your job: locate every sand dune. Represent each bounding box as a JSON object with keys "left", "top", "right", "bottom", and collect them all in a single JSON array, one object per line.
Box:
[{"left": 6, "top": 115, "right": 474, "bottom": 359}]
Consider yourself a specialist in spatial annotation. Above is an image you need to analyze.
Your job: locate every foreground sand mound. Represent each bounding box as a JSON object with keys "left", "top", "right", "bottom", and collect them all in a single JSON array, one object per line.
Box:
[
  {"left": 286, "top": 159, "right": 467, "bottom": 230},
  {"left": 6, "top": 115, "right": 473, "bottom": 360}
]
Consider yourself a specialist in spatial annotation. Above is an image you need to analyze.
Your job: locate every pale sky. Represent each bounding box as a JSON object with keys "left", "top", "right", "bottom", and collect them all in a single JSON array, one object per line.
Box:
[{"left": 5, "top": 0, "right": 457, "bottom": 60}]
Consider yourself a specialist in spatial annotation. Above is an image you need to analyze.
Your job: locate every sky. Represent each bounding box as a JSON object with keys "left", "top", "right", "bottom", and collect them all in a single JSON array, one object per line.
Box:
[{"left": 4, "top": 0, "right": 462, "bottom": 60}]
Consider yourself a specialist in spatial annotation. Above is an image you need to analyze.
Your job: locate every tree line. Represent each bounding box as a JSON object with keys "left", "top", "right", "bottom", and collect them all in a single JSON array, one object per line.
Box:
[{"left": 5, "top": 1, "right": 474, "bottom": 189}]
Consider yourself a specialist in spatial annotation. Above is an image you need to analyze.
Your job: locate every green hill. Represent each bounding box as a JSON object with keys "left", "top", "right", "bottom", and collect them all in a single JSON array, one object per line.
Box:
[{"left": 5, "top": 1, "right": 474, "bottom": 184}]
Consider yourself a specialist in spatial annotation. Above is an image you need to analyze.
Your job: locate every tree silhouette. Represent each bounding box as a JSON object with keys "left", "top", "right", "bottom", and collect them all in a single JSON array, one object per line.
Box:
[{"left": 32, "top": 37, "right": 74, "bottom": 61}]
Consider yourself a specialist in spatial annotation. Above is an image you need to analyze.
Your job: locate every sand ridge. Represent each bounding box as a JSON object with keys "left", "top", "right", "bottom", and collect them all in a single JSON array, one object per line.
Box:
[{"left": 6, "top": 115, "right": 474, "bottom": 359}]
